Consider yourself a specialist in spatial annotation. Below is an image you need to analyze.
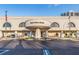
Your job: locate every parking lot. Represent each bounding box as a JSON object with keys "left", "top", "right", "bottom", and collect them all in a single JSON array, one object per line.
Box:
[{"left": 0, "top": 39, "right": 79, "bottom": 55}]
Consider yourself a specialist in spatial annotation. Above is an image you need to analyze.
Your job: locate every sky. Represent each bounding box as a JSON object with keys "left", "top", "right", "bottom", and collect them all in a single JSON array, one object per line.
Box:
[{"left": 0, "top": 4, "right": 79, "bottom": 16}]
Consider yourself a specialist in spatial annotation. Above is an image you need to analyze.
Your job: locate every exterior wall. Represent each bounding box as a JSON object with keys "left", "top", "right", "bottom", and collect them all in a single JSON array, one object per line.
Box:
[
  {"left": 0, "top": 16, "right": 79, "bottom": 30},
  {"left": 0, "top": 16, "right": 79, "bottom": 39}
]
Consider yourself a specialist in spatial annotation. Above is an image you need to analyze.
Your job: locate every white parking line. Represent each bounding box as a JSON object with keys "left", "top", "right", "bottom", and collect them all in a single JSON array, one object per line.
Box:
[
  {"left": 0, "top": 50, "right": 10, "bottom": 55},
  {"left": 43, "top": 49, "right": 50, "bottom": 55}
]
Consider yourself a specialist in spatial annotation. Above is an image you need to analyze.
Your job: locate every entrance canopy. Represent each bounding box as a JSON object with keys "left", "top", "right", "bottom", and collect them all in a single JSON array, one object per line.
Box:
[
  {"left": 25, "top": 19, "right": 51, "bottom": 29},
  {"left": 25, "top": 19, "right": 51, "bottom": 39}
]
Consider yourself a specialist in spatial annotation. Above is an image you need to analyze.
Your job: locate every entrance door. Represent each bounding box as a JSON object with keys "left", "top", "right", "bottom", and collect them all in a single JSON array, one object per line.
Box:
[{"left": 41, "top": 31, "right": 46, "bottom": 38}]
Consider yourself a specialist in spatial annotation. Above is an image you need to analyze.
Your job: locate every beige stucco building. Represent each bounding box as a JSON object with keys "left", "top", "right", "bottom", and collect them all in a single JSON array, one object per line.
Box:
[{"left": 0, "top": 12, "right": 79, "bottom": 40}]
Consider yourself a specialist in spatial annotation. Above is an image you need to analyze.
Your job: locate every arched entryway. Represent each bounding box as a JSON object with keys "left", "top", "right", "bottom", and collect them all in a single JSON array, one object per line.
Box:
[{"left": 25, "top": 19, "right": 51, "bottom": 39}]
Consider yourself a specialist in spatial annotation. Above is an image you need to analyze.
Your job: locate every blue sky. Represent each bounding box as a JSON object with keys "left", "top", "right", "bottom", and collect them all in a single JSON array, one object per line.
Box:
[{"left": 0, "top": 4, "right": 79, "bottom": 16}]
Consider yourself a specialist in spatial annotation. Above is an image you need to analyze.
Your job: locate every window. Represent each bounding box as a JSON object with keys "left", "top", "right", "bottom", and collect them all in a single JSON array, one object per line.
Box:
[
  {"left": 3, "top": 22, "right": 11, "bottom": 27},
  {"left": 19, "top": 22, "right": 25, "bottom": 27},
  {"left": 51, "top": 22, "right": 60, "bottom": 27},
  {"left": 68, "top": 22, "right": 76, "bottom": 27}
]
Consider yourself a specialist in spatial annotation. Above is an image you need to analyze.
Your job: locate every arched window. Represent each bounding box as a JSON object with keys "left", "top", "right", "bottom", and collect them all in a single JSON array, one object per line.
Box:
[
  {"left": 68, "top": 22, "right": 76, "bottom": 27},
  {"left": 51, "top": 22, "right": 60, "bottom": 27},
  {"left": 3, "top": 22, "right": 11, "bottom": 27},
  {"left": 19, "top": 22, "right": 25, "bottom": 27}
]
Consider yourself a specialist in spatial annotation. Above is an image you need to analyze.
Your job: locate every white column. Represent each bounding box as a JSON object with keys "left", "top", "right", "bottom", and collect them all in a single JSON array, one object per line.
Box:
[
  {"left": 60, "top": 31, "right": 63, "bottom": 38},
  {"left": 76, "top": 31, "right": 79, "bottom": 38},
  {"left": 45, "top": 30, "right": 48, "bottom": 38},
  {"left": 35, "top": 28, "right": 41, "bottom": 39},
  {"left": 29, "top": 31, "right": 32, "bottom": 37},
  {"left": 15, "top": 31, "right": 18, "bottom": 38},
  {"left": 0, "top": 31, "right": 2, "bottom": 38}
]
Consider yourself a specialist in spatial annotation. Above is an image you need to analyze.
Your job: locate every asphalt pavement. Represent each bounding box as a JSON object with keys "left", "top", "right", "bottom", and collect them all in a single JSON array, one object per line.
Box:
[{"left": 0, "top": 39, "right": 79, "bottom": 55}]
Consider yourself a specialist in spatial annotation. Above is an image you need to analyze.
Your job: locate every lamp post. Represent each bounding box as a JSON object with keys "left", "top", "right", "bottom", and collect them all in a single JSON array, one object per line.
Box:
[
  {"left": 68, "top": 12, "right": 71, "bottom": 38},
  {"left": 62, "top": 21, "right": 67, "bottom": 38},
  {"left": 5, "top": 10, "right": 8, "bottom": 30}
]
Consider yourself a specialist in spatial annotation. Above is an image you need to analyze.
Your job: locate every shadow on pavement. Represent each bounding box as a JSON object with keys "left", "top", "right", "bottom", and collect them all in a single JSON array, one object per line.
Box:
[
  {"left": 1, "top": 40, "right": 13, "bottom": 48},
  {"left": 15, "top": 40, "right": 24, "bottom": 49}
]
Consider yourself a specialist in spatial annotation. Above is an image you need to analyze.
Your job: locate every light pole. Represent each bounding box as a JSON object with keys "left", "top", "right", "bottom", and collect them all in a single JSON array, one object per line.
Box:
[
  {"left": 5, "top": 10, "right": 8, "bottom": 30},
  {"left": 68, "top": 12, "right": 71, "bottom": 38}
]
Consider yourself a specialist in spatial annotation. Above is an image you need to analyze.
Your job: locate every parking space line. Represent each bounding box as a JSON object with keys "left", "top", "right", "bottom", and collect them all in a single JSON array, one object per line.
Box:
[
  {"left": 0, "top": 50, "right": 10, "bottom": 55},
  {"left": 43, "top": 49, "right": 51, "bottom": 55}
]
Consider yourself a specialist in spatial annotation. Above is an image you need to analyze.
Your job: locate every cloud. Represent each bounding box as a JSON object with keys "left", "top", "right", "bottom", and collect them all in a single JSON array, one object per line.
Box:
[
  {"left": 48, "top": 4, "right": 53, "bottom": 8},
  {"left": 48, "top": 4, "right": 60, "bottom": 8},
  {"left": 69, "top": 10, "right": 74, "bottom": 12},
  {"left": 54, "top": 4, "right": 59, "bottom": 6}
]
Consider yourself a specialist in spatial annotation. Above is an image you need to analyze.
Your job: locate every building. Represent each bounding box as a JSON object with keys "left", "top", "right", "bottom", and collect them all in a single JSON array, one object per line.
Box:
[
  {"left": 61, "top": 12, "right": 79, "bottom": 16},
  {"left": 0, "top": 12, "right": 79, "bottom": 40}
]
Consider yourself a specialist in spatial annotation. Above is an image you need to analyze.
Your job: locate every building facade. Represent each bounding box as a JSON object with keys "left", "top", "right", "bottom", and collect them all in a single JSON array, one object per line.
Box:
[{"left": 0, "top": 12, "right": 79, "bottom": 40}]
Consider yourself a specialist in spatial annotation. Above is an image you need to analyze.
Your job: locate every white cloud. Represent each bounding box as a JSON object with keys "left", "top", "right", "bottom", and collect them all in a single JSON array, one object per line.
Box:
[
  {"left": 48, "top": 4, "right": 53, "bottom": 8},
  {"left": 54, "top": 4, "right": 59, "bottom": 6},
  {"left": 48, "top": 4, "right": 60, "bottom": 8},
  {"left": 69, "top": 10, "right": 74, "bottom": 12}
]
